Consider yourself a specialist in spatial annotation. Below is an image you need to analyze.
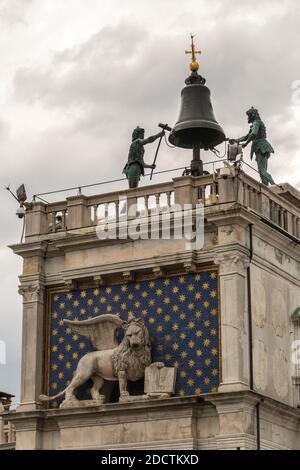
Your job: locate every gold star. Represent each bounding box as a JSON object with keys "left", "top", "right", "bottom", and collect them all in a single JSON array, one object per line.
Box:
[
  {"left": 87, "top": 299, "right": 94, "bottom": 306},
  {"left": 59, "top": 302, "right": 65, "bottom": 309},
  {"left": 180, "top": 351, "right": 187, "bottom": 358},
  {"left": 187, "top": 284, "right": 194, "bottom": 291},
  {"left": 149, "top": 317, "right": 155, "bottom": 324},
  {"left": 203, "top": 301, "right": 210, "bottom": 308},
  {"left": 203, "top": 338, "right": 211, "bottom": 347},
  {"left": 149, "top": 299, "right": 155, "bottom": 306},
  {"left": 211, "top": 347, "right": 218, "bottom": 356},
  {"left": 179, "top": 294, "right": 186, "bottom": 302},
  {"left": 51, "top": 383, "right": 58, "bottom": 390},
  {"left": 157, "top": 344, "right": 163, "bottom": 352},
  {"left": 172, "top": 323, "right": 179, "bottom": 331},
  {"left": 58, "top": 337, "right": 64, "bottom": 344},
  {"left": 163, "top": 279, "right": 170, "bottom": 286},
  {"left": 66, "top": 362, "right": 71, "bottom": 369},
  {"left": 67, "top": 293, "right": 73, "bottom": 300},
  {"left": 164, "top": 353, "right": 172, "bottom": 361},
  {"left": 80, "top": 290, "right": 87, "bottom": 298},
  {"left": 142, "top": 309, "right": 148, "bottom": 316},
  {"left": 195, "top": 292, "right": 201, "bottom": 300},
  {"left": 128, "top": 293, "right": 134, "bottom": 300},
  {"left": 195, "top": 388, "right": 201, "bottom": 396},
  {"left": 93, "top": 289, "right": 99, "bottom": 296},
  {"left": 180, "top": 370, "right": 187, "bottom": 378},
  {"left": 134, "top": 301, "right": 141, "bottom": 308},
  {"left": 210, "top": 308, "right": 217, "bottom": 316},
  {"left": 195, "top": 274, "right": 201, "bottom": 281},
  {"left": 195, "top": 311, "right": 202, "bottom": 319},
  {"left": 179, "top": 276, "right": 185, "bottom": 284},
  {"left": 58, "top": 372, "right": 64, "bottom": 380},
  {"left": 156, "top": 325, "right": 163, "bottom": 333},
  {"left": 121, "top": 285, "right": 127, "bottom": 292},
  {"left": 80, "top": 308, "right": 86, "bottom": 315},
  {"left": 188, "top": 340, "right": 195, "bottom": 349},
  {"left": 173, "top": 305, "right": 179, "bottom": 312},
  {"left": 134, "top": 283, "right": 141, "bottom": 290},
  {"left": 202, "top": 282, "right": 209, "bottom": 290},
  {"left": 205, "top": 358, "right": 211, "bottom": 366},
  {"left": 180, "top": 332, "right": 186, "bottom": 340},
  {"left": 180, "top": 312, "right": 186, "bottom": 320},
  {"left": 188, "top": 321, "right": 195, "bottom": 329},
  {"left": 187, "top": 378, "right": 194, "bottom": 387},
  {"left": 204, "top": 320, "right": 210, "bottom": 327},
  {"left": 204, "top": 377, "right": 210, "bottom": 385},
  {"left": 179, "top": 389, "right": 185, "bottom": 396},
  {"left": 65, "top": 344, "right": 72, "bottom": 352},
  {"left": 172, "top": 342, "right": 179, "bottom": 351},
  {"left": 156, "top": 289, "right": 163, "bottom": 296},
  {"left": 188, "top": 303, "right": 194, "bottom": 311},
  {"left": 66, "top": 310, "right": 72, "bottom": 317},
  {"left": 188, "top": 359, "right": 195, "bottom": 368},
  {"left": 73, "top": 300, "right": 79, "bottom": 307},
  {"left": 100, "top": 296, "right": 106, "bottom": 304},
  {"left": 196, "top": 369, "right": 202, "bottom": 377},
  {"left": 156, "top": 307, "right": 163, "bottom": 314},
  {"left": 72, "top": 352, "right": 78, "bottom": 359},
  {"left": 106, "top": 305, "right": 112, "bottom": 312},
  {"left": 79, "top": 342, "right": 85, "bottom": 349},
  {"left": 52, "top": 329, "right": 58, "bottom": 336},
  {"left": 149, "top": 281, "right": 155, "bottom": 288},
  {"left": 51, "top": 311, "right": 58, "bottom": 319},
  {"left": 165, "top": 334, "right": 171, "bottom": 341},
  {"left": 94, "top": 307, "right": 99, "bottom": 314},
  {"left": 172, "top": 286, "right": 179, "bottom": 294},
  {"left": 196, "top": 349, "right": 203, "bottom": 357},
  {"left": 210, "top": 328, "right": 217, "bottom": 336},
  {"left": 52, "top": 363, "right": 58, "bottom": 371},
  {"left": 164, "top": 297, "right": 171, "bottom": 304},
  {"left": 58, "top": 354, "right": 64, "bottom": 361},
  {"left": 210, "top": 290, "right": 217, "bottom": 298},
  {"left": 173, "top": 360, "right": 180, "bottom": 368},
  {"left": 72, "top": 334, "right": 78, "bottom": 341},
  {"left": 210, "top": 272, "right": 217, "bottom": 279},
  {"left": 106, "top": 287, "right": 112, "bottom": 294},
  {"left": 164, "top": 314, "right": 171, "bottom": 322},
  {"left": 121, "top": 303, "right": 127, "bottom": 310},
  {"left": 52, "top": 345, "right": 58, "bottom": 352},
  {"left": 54, "top": 295, "right": 59, "bottom": 301},
  {"left": 212, "top": 368, "right": 218, "bottom": 376},
  {"left": 113, "top": 295, "right": 120, "bottom": 302}
]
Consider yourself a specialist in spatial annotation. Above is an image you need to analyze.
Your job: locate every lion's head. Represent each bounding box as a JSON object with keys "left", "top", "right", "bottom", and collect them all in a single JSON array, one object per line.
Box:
[
  {"left": 112, "top": 315, "right": 151, "bottom": 380},
  {"left": 123, "top": 317, "right": 151, "bottom": 351}
]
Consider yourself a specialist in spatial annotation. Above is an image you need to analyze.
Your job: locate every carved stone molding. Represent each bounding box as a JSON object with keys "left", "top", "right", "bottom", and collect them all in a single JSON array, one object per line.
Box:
[
  {"left": 18, "top": 283, "right": 44, "bottom": 303},
  {"left": 214, "top": 252, "right": 250, "bottom": 275},
  {"left": 183, "top": 262, "right": 196, "bottom": 274},
  {"left": 152, "top": 266, "right": 164, "bottom": 278},
  {"left": 122, "top": 271, "right": 134, "bottom": 283}
]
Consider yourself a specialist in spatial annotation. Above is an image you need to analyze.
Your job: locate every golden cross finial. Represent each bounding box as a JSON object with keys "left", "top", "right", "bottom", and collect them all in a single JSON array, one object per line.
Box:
[{"left": 185, "top": 34, "right": 201, "bottom": 72}]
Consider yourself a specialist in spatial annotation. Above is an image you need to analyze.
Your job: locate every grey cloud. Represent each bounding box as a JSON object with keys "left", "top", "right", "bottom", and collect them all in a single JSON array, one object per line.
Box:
[{"left": 0, "top": 0, "right": 33, "bottom": 26}]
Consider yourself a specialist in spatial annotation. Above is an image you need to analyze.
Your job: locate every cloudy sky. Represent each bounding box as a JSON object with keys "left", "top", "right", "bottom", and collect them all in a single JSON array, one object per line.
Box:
[{"left": 0, "top": 0, "right": 299, "bottom": 405}]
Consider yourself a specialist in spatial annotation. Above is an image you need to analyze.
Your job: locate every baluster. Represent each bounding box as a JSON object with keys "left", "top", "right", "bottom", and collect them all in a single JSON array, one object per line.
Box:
[
  {"left": 155, "top": 193, "right": 160, "bottom": 209},
  {"left": 144, "top": 195, "right": 149, "bottom": 212},
  {"left": 115, "top": 200, "right": 119, "bottom": 223},
  {"left": 104, "top": 203, "right": 109, "bottom": 220},
  {"left": 166, "top": 191, "right": 172, "bottom": 208},
  {"left": 52, "top": 211, "right": 56, "bottom": 233},
  {"left": 93, "top": 204, "right": 98, "bottom": 225}
]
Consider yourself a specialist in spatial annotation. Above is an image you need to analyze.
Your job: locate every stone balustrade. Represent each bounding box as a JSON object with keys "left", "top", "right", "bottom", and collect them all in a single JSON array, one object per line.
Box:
[{"left": 24, "top": 169, "right": 300, "bottom": 241}]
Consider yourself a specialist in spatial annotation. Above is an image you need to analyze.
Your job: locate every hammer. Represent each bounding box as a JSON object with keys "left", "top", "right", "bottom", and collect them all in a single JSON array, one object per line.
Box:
[{"left": 150, "top": 123, "right": 172, "bottom": 180}]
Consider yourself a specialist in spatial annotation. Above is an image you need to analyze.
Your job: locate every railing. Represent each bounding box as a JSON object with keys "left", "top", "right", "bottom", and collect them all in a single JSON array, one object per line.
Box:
[
  {"left": 0, "top": 416, "right": 15, "bottom": 446},
  {"left": 24, "top": 169, "right": 300, "bottom": 241}
]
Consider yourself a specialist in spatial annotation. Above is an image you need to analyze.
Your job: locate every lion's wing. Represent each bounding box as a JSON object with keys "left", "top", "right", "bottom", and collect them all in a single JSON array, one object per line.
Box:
[{"left": 64, "top": 314, "right": 123, "bottom": 350}]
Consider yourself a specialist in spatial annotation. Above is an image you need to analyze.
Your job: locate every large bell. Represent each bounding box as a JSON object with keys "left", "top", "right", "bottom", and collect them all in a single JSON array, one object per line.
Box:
[{"left": 169, "top": 82, "right": 225, "bottom": 150}]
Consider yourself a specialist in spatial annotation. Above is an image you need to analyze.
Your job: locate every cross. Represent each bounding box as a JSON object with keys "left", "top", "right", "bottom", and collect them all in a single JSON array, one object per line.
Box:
[{"left": 185, "top": 34, "right": 201, "bottom": 64}]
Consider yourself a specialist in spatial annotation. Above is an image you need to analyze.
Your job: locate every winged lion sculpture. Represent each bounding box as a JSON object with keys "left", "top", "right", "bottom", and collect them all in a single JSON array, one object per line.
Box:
[{"left": 39, "top": 313, "right": 151, "bottom": 406}]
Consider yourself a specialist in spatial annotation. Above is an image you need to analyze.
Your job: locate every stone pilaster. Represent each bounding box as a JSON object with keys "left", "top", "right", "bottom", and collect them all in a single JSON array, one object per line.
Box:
[
  {"left": 214, "top": 251, "right": 250, "bottom": 392},
  {"left": 17, "top": 280, "right": 45, "bottom": 412}
]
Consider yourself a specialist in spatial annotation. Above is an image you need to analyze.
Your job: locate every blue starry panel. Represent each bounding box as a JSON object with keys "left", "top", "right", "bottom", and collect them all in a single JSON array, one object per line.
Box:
[{"left": 48, "top": 271, "right": 220, "bottom": 397}]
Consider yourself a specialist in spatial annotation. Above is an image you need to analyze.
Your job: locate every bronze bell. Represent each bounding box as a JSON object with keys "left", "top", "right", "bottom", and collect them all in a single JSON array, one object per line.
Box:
[
  {"left": 169, "top": 82, "right": 226, "bottom": 150},
  {"left": 169, "top": 36, "right": 225, "bottom": 155}
]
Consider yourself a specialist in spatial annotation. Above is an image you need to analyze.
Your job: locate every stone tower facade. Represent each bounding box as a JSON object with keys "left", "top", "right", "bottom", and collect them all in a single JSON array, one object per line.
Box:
[{"left": 4, "top": 165, "right": 300, "bottom": 449}]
